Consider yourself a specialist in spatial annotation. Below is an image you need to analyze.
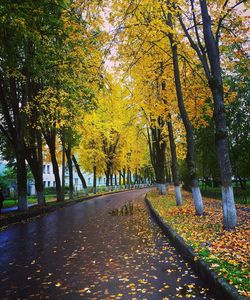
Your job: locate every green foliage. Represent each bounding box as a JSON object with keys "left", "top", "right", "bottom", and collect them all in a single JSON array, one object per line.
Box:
[{"left": 0, "top": 166, "right": 17, "bottom": 190}]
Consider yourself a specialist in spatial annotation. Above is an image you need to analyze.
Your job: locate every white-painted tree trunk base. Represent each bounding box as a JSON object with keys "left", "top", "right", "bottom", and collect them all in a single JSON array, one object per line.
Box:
[
  {"left": 222, "top": 186, "right": 237, "bottom": 229},
  {"left": 158, "top": 183, "right": 167, "bottom": 195},
  {"left": 83, "top": 188, "right": 88, "bottom": 196},
  {"left": 37, "top": 192, "right": 45, "bottom": 205},
  {"left": 18, "top": 196, "right": 28, "bottom": 211},
  {"left": 191, "top": 187, "right": 204, "bottom": 215},
  {"left": 93, "top": 187, "right": 96, "bottom": 194},
  {"left": 174, "top": 186, "right": 182, "bottom": 206},
  {"left": 106, "top": 186, "right": 110, "bottom": 192}
]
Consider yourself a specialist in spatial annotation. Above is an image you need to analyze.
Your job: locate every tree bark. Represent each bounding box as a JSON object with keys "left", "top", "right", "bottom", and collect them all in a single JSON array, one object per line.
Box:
[
  {"left": 167, "top": 119, "right": 182, "bottom": 206},
  {"left": 119, "top": 171, "right": 122, "bottom": 186},
  {"left": 11, "top": 77, "right": 28, "bottom": 211},
  {"left": 36, "top": 131, "right": 44, "bottom": 205},
  {"left": 61, "top": 136, "right": 65, "bottom": 201},
  {"left": 0, "top": 76, "right": 28, "bottom": 211},
  {"left": 105, "top": 166, "right": 111, "bottom": 191},
  {"left": 167, "top": 12, "right": 203, "bottom": 215},
  {"left": 44, "top": 131, "right": 63, "bottom": 202},
  {"left": 72, "top": 154, "right": 88, "bottom": 195},
  {"left": 150, "top": 119, "right": 167, "bottom": 195},
  {"left": 25, "top": 129, "right": 44, "bottom": 206},
  {"left": 123, "top": 168, "right": 126, "bottom": 185},
  {"left": 93, "top": 165, "right": 97, "bottom": 194},
  {"left": 16, "top": 145, "right": 28, "bottom": 211},
  {"left": 114, "top": 173, "right": 117, "bottom": 186},
  {"left": 110, "top": 173, "right": 113, "bottom": 187},
  {"left": 65, "top": 144, "right": 74, "bottom": 200},
  {"left": 127, "top": 168, "right": 131, "bottom": 189},
  {"left": 105, "top": 169, "right": 110, "bottom": 186},
  {"left": 199, "top": 0, "right": 237, "bottom": 228},
  {"left": 26, "top": 130, "right": 45, "bottom": 205}
]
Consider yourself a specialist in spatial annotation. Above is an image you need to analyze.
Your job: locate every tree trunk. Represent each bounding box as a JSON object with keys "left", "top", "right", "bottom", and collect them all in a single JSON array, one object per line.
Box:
[
  {"left": 199, "top": 0, "right": 236, "bottom": 228},
  {"left": 119, "top": 171, "right": 122, "bottom": 186},
  {"left": 51, "top": 148, "right": 63, "bottom": 202},
  {"left": 72, "top": 154, "right": 88, "bottom": 195},
  {"left": 14, "top": 79, "right": 28, "bottom": 211},
  {"left": 61, "top": 136, "right": 65, "bottom": 201},
  {"left": 127, "top": 168, "right": 130, "bottom": 189},
  {"left": 110, "top": 173, "right": 113, "bottom": 187},
  {"left": 36, "top": 131, "right": 45, "bottom": 205},
  {"left": 25, "top": 130, "right": 45, "bottom": 206},
  {"left": 238, "top": 176, "right": 246, "bottom": 190},
  {"left": 151, "top": 123, "right": 167, "bottom": 195},
  {"left": 167, "top": 120, "right": 182, "bottom": 206},
  {"left": 44, "top": 131, "right": 63, "bottom": 202},
  {"left": 123, "top": 168, "right": 126, "bottom": 185},
  {"left": 105, "top": 167, "right": 111, "bottom": 191},
  {"left": 29, "top": 131, "right": 45, "bottom": 206},
  {"left": 6, "top": 76, "right": 28, "bottom": 211},
  {"left": 65, "top": 144, "right": 74, "bottom": 200},
  {"left": 16, "top": 146, "right": 28, "bottom": 211},
  {"left": 93, "top": 165, "right": 97, "bottom": 194},
  {"left": 167, "top": 13, "right": 203, "bottom": 215},
  {"left": 105, "top": 171, "right": 110, "bottom": 187}
]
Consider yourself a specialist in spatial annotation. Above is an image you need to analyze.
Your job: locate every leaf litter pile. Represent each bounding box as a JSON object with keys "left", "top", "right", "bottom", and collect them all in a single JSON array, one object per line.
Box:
[{"left": 148, "top": 188, "right": 250, "bottom": 297}]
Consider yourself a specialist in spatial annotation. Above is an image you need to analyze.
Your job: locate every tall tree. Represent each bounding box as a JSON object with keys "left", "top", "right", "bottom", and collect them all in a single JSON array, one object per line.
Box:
[{"left": 177, "top": 0, "right": 248, "bottom": 228}]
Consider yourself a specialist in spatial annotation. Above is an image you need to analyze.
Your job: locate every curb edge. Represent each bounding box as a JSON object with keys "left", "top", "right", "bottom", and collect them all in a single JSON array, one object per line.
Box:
[{"left": 145, "top": 195, "right": 247, "bottom": 300}]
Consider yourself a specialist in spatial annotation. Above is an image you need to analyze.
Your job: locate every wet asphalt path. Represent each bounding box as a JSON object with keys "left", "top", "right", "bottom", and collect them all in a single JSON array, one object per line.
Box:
[{"left": 0, "top": 189, "right": 215, "bottom": 299}]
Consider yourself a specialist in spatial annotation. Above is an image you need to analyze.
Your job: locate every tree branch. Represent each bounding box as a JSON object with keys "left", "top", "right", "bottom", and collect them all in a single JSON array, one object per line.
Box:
[
  {"left": 178, "top": 15, "right": 210, "bottom": 80},
  {"left": 216, "top": 0, "right": 247, "bottom": 44}
]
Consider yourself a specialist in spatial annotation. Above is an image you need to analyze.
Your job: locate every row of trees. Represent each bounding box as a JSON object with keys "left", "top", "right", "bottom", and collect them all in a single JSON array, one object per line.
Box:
[
  {"left": 108, "top": 0, "right": 249, "bottom": 229},
  {"left": 0, "top": 0, "right": 105, "bottom": 209},
  {"left": 0, "top": 1, "right": 248, "bottom": 231},
  {"left": 76, "top": 80, "right": 153, "bottom": 192},
  {"left": 0, "top": 1, "right": 153, "bottom": 211}
]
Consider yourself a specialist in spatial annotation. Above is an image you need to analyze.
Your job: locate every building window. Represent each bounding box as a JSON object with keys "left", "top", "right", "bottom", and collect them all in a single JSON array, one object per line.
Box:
[
  {"left": 75, "top": 178, "right": 78, "bottom": 185},
  {"left": 43, "top": 165, "right": 45, "bottom": 174},
  {"left": 88, "top": 177, "right": 91, "bottom": 184},
  {"left": 43, "top": 181, "right": 46, "bottom": 187},
  {"left": 99, "top": 178, "right": 101, "bottom": 184},
  {"left": 104, "top": 178, "right": 106, "bottom": 183},
  {"left": 47, "top": 181, "right": 50, "bottom": 187},
  {"left": 47, "top": 165, "right": 50, "bottom": 174},
  {"left": 53, "top": 181, "right": 56, "bottom": 187}
]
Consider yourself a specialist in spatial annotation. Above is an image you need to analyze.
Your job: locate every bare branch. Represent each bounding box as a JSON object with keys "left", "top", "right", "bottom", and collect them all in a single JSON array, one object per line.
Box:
[
  {"left": 216, "top": 0, "right": 247, "bottom": 44},
  {"left": 190, "top": 0, "right": 206, "bottom": 56},
  {"left": 178, "top": 15, "right": 210, "bottom": 79}
]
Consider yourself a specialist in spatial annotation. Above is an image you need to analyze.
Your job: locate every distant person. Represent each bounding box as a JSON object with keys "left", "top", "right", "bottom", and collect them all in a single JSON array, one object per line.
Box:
[{"left": 0, "top": 187, "right": 4, "bottom": 213}]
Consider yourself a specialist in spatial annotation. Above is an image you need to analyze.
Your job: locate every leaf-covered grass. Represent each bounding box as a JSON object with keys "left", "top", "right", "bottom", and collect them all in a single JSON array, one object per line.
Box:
[{"left": 147, "top": 188, "right": 250, "bottom": 297}]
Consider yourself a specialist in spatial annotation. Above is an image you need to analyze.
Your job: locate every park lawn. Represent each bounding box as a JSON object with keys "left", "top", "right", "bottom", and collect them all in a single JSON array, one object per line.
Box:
[
  {"left": 147, "top": 188, "right": 250, "bottom": 298},
  {"left": 199, "top": 183, "right": 250, "bottom": 205},
  {"left": 3, "top": 195, "right": 57, "bottom": 208},
  {"left": 2, "top": 186, "right": 119, "bottom": 209}
]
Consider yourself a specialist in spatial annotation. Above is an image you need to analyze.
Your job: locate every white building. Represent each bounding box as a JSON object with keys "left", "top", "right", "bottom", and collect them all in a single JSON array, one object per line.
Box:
[
  {"left": 42, "top": 163, "right": 106, "bottom": 190},
  {"left": 0, "top": 159, "right": 107, "bottom": 196}
]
